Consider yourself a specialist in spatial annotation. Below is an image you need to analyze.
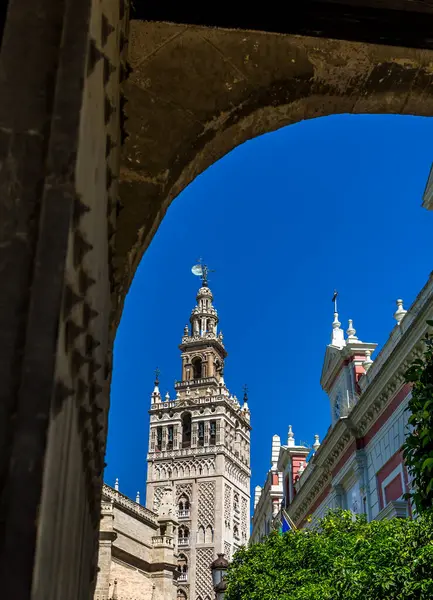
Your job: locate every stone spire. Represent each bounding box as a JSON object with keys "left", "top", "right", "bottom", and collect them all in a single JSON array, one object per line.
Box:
[
  {"left": 312, "top": 434, "right": 320, "bottom": 453},
  {"left": 136, "top": 491, "right": 140, "bottom": 504},
  {"left": 242, "top": 384, "right": 250, "bottom": 420},
  {"left": 287, "top": 425, "right": 295, "bottom": 447},
  {"left": 394, "top": 299, "right": 407, "bottom": 325},
  {"left": 151, "top": 368, "right": 162, "bottom": 405},
  {"left": 331, "top": 312, "right": 345, "bottom": 348},
  {"left": 114, "top": 477, "right": 119, "bottom": 491}
]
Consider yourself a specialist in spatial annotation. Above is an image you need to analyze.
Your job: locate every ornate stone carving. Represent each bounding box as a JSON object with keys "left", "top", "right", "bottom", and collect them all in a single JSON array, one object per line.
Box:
[
  {"left": 176, "top": 483, "right": 193, "bottom": 503},
  {"left": 224, "top": 484, "right": 231, "bottom": 529},
  {"left": 195, "top": 547, "right": 214, "bottom": 600},
  {"left": 224, "top": 541, "right": 231, "bottom": 560},
  {"left": 241, "top": 497, "right": 248, "bottom": 540},
  {"left": 153, "top": 486, "right": 165, "bottom": 512},
  {"left": 198, "top": 481, "right": 215, "bottom": 528}
]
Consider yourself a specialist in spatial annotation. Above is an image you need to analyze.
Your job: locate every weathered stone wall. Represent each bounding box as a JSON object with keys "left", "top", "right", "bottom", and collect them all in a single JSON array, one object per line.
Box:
[
  {"left": 112, "top": 506, "right": 154, "bottom": 561},
  {"left": 0, "top": 0, "right": 129, "bottom": 597},
  {"left": 108, "top": 559, "right": 154, "bottom": 600}
]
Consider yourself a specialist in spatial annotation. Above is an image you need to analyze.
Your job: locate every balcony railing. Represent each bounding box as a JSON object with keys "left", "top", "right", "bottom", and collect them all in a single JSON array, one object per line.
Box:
[
  {"left": 178, "top": 509, "right": 190, "bottom": 519},
  {"left": 178, "top": 538, "right": 190, "bottom": 546},
  {"left": 178, "top": 573, "right": 188, "bottom": 582}
]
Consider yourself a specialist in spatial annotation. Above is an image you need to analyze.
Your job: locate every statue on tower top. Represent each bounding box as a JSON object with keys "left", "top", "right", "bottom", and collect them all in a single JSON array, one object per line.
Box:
[{"left": 191, "top": 258, "right": 214, "bottom": 288}]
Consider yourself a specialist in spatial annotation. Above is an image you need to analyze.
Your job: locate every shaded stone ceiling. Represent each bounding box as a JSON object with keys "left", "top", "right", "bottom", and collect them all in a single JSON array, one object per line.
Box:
[{"left": 114, "top": 19, "right": 433, "bottom": 328}]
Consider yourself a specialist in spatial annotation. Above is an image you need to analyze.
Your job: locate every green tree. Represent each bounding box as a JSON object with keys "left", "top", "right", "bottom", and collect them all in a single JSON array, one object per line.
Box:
[
  {"left": 225, "top": 510, "right": 433, "bottom": 600},
  {"left": 403, "top": 322, "right": 433, "bottom": 513}
]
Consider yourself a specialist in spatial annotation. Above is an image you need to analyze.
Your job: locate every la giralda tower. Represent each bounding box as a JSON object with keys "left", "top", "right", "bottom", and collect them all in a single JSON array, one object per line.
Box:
[{"left": 146, "top": 264, "right": 251, "bottom": 600}]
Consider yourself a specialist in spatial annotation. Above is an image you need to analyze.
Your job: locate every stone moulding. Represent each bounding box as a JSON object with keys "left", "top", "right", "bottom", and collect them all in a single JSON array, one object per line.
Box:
[{"left": 102, "top": 484, "right": 158, "bottom": 526}]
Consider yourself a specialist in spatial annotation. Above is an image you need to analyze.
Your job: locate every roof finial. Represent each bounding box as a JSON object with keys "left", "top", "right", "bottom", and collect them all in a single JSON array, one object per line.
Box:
[
  {"left": 363, "top": 349, "right": 373, "bottom": 371},
  {"left": 151, "top": 368, "right": 162, "bottom": 405},
  {"left": 136, "top": 491, "right": 140, "bottom": 504},
  {"left": 394, "top": 299, "right": 407, "bottom": 325},
  {"left": 243, "top": 384, "right": 248, "bottom": 403},
  {"left": 331, "top": 291, "right": 345, "bottom": 348},
  {"left": 346, "top": 319, "right": 358, "bottom": 342},
  {"left": 114, "top": 477, "right": 119, "bottom": 491},
  {"left": 313, "top": 434, "right": 320, "bottom": 453},
  {"left": 287, "top": 425, "right": 295, "bottom": 447}
]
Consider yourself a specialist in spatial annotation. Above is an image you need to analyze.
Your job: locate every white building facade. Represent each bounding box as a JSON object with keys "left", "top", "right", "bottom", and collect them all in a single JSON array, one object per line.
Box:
[{"left": 252, "top": 272, "right": 433, "bottom": 533}]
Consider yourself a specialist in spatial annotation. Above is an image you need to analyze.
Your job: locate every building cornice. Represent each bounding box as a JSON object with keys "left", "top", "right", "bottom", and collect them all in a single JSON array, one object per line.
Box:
[
  {"left": 112, "top": 546, "right": 177, "bottom": 575},
  {"left": 102, "top": 484, "right": 159, "bottom": 528}
]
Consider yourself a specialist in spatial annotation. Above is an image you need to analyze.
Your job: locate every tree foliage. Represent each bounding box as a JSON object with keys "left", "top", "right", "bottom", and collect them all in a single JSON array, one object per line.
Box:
[
  {"left": 225, "top": 510, "right": 433, "bottom": 600},
  {"left": 403, "top": 321, "right": 433, "bottom": 513}
]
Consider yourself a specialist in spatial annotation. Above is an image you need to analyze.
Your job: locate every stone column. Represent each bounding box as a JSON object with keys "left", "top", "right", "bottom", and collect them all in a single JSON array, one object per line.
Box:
[{"left": 0, "top": 0, "right": 129, "bottom": 598}]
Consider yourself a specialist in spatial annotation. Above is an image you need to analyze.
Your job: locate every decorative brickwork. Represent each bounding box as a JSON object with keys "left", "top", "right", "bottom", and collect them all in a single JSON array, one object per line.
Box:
[
  {"left": 198, "top": 481, "right": 215, "bottom": 528},
  {"left": 224, "top": 541, "right": 231, "bottom": 561},
  {"left": 224, "top": 484, "right": 231, "bottom": 529},
  {"left": 153, "top": 486, "right": 165, "bottom": 511},
  {"left": 195, "top": 547, "right": 214, "bottom": 600}
]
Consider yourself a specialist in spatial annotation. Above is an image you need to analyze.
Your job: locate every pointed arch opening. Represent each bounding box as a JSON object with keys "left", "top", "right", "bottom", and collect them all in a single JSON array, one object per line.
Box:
[
  {"left": 178, "top": 525, "right": 190, "bottom": 547},
  {"left": 178, "top": 493, "right": 190, "bottom": 518},
  {"left": 181, "top": 412, "right": 192, "bottom": 448},
  {"left": 192, "top": 356, "right": 203, "bottom": 379},
  {"left": 177, "top": 553, "right": 188, "bottom": 583}
]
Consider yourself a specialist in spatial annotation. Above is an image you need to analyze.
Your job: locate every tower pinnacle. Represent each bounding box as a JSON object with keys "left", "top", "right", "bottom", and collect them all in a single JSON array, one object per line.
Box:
[
  {"left": 331, "top": 291, "right": 345, "bottom": 348},
  {"left": 151, "top": 367, "right": 162, "bottom": 405}
]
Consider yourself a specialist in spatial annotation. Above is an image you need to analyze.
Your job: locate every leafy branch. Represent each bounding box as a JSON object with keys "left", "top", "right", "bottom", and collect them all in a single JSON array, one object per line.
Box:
[{"left": 403, "top": 320, "right": 433, "bottom": 513}]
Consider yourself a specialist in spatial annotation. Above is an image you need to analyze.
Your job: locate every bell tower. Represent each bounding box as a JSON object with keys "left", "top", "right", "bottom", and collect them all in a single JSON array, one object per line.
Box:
[{"left": 146, "top": 265, "right": 251, "bottom": 600}]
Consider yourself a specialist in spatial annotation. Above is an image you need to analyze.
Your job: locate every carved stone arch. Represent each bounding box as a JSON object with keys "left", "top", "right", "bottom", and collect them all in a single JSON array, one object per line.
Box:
[
  {"left": 198, "top": 525, "right": 205, "bottom": 544},
  {"left": 205, "top": 525, "right": 213, "bottom": 544}
]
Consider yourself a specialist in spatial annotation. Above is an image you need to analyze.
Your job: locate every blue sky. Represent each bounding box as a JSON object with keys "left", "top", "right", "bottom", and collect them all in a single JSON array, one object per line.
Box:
[{"left": 106, "top": 114, "right": 433, "bottom": 507}]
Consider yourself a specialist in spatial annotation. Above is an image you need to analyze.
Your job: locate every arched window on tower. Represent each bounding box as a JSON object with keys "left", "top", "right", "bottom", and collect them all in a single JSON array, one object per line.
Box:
[
  {"left": 182, "top": 413, "right": 192, "bottom": 449},
  {"left": 233, "top": 524, "right": 240, "bottom": 540},
  {"left": 178, "top": 494, "right": 190, "bottom": 518},
  {"left": 177, "top": 589, "right": 187, "bottom": 600},
  {"left": 198, "top": 421, "right": 204, "bottom": 447},
  {"left": 177, "top": 554, "right": 188, "bottom": 582},
  {"left": 205, "top": 525, "right": 213, "bottom": 544},
  {"left": 209, "top": 420, "right": 216, "bottom": 445},
  {"left": 178, "top": 525, "right": 190, "bottom": 547},
  {"left": 167, "top": 425, "right": 174, "bottom": 451},
  {"left": 192, "top": 357, "right": 202, "bottom": 379},
  {"left": 156, "top": 427, "right": 162, "bottom": 452}
]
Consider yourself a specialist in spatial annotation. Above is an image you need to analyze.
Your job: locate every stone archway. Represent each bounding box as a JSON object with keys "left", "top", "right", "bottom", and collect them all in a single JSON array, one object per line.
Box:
[
  {"left": 113, "top": 20, "right": 433, "bottom": 330},
  {"left": 1, "top": 3, "right": 433, "bottom": 600}
]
